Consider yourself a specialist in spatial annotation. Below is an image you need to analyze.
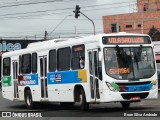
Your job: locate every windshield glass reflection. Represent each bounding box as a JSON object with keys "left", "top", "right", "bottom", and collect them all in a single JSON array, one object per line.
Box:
[{"left": 104, "top": 47, "right": 155, "bottom": 80}]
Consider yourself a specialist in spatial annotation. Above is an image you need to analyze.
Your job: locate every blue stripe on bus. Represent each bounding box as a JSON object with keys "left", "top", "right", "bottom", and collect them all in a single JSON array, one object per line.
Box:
[
  {"left": 119, "top": 83, "right": 152, "bottom": 92},
  {"left": 18, "top": 74, "right": 38, "bottom": 86},
  {"left": 47, "top": 71, "right": 82, "bottom": 84}
]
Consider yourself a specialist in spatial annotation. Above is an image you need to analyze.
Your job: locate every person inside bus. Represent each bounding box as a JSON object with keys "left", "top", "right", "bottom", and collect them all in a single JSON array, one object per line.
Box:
[{"left": 79, "top": 56, "right": 85, "bottom": 69}]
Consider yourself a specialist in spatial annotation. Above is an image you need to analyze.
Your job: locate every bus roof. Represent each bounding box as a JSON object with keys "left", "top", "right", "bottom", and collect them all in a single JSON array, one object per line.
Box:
[{"left": 2, "top": 33, "right": 150, "bottom": 57}]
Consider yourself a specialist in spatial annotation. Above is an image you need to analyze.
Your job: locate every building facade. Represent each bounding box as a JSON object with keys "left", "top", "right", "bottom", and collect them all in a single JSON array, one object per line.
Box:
[
  {"left": 0, "top": 39, "right": 43, "bottom": 81},
  {"left": 103, "top": 0, "right": 160, "bottom": 87},
  {"left": 103, "top": 0, "right": 160, "bottom": 41}
]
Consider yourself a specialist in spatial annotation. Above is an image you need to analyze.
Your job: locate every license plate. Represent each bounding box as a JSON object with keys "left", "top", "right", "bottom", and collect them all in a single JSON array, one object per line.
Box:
[{"left": 130, "top": 96, "right": 140, "bottom": 101}]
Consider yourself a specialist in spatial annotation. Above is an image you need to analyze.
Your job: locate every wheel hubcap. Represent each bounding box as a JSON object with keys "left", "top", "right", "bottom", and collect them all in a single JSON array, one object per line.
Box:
[
  {"left": 79, "top": 94, "right": 82, "bottom": 104},
  {"left": 27, "top": 96, "right": 31, "bottom": 106}
]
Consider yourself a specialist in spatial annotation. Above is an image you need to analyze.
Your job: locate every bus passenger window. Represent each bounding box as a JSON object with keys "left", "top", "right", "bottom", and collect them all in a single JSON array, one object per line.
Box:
[
  {"left": 72, "top": 45, "right": 85, "bottom": 70},
  {"left": 19, "top": 56, "right": 22, "bottom": 74},
  {"left": 57, "top": 47, "right": 71, "bottom": 71},
  {"left": 89, "top": 51, "right": 92, "bottom": 74},
  {"left": 94, "top": 51, "right": 98, "bottom": 77},
  {"left": 98, "top": 51, "right": 102, "bottom": 80},
  {"left": 21, "top": 54, "right": 31, "bottom": 74},
  {"left": 32, "top": 53, "right": 37, "bottom": 73},
  {"left": 3, "top": 57, "right": 11, "bottom": 76},
  {"left": 49, "top": 49, "right": 56, "bottom": 72},
  {"left": 98, "top": 60, "right": 102, "bottom": 80}
]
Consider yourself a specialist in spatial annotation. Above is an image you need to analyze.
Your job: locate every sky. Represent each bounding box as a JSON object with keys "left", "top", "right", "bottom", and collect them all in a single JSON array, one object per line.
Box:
[{"left": 0, "top": 0, "right": 137, "bottom": 39}]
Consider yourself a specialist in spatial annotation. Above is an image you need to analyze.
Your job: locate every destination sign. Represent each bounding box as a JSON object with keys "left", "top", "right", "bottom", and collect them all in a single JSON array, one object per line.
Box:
[
  {"left": 102, "top": 36, "right": 151, "bottom": 44},
  {"left": 72, "top": 45, "right": 84, "bottom": 52},
  {"left": 74, "top": 46, "right": 83, "bottom": 52}
]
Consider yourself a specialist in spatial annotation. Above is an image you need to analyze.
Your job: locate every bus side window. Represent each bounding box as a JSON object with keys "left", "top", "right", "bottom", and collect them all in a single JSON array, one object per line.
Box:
[
  {"left": 98, "top": 60, "right": 102, "bottom": 80},
  {"left": 98, "top": 50, "right": 102, "bottom": 80},
  {"left": 0, "top": 57, "right": 1, "bottom": 79},
  {"left": 94, "top": 51, "right": 98, "bottom": 77},
  {"left": 57, "top": 47, "right": 71, "bottom": 71},
  {"left": 32, "top": 53, "right": 37, "bottom": 73},
  {"left": 49, "top": 49, "right": 56, "bottom": 72},
  {"left": 94, "top": 50, "right": 102, "bottom": 80},
  {"left": 19, "top": 56, "right": 22, "bottom": 74},
  {"left": 72, "top": 45, "right": 85, "bottom": 70},
  {"left": 89, "top": 51, "right": 92, "bottom": 74},
  {"left": 21, "top": 54, "right": 31, "bottom": 74},
  {"left": 3, "top": 57, "right": 11, "bottom": 76}
]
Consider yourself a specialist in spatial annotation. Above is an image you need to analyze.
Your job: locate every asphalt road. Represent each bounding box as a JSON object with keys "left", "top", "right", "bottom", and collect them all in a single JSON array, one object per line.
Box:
[{"left": 0, "top": 91, "right": 160, "bottom": 119}]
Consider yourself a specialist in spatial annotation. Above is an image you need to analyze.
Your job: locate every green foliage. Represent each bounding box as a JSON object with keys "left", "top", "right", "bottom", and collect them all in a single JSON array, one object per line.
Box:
[{"left": 148, "top": 26, "right": 160, "bottom": 41}]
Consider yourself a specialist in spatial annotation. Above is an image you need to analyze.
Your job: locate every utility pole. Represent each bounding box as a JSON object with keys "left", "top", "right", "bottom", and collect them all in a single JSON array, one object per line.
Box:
[
  {"left": 44, "top": 30, "right": 48, "bottom": 40},
  {"left": 75, "top": 26, "right": 77, "bottom": 34},
  {"left": 35, "top": 34, "right": 36, "bottom": 40}
]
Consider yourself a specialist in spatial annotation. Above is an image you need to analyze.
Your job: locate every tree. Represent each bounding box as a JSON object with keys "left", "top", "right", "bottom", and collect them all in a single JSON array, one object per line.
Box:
[{"left": 148, "top": 26, "right": 160, "bottom": 41}]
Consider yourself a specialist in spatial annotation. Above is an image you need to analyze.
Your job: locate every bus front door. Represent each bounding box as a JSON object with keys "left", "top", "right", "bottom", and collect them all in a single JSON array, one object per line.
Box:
[
  {"left": 88, "top": 49, "right": 100, "bottom": 102},
  {"left": 12, "top": 61, "right": 19, "bottom": 99},
  {"left": 39, "top": 56, "right": 48, "bottom": 100}
]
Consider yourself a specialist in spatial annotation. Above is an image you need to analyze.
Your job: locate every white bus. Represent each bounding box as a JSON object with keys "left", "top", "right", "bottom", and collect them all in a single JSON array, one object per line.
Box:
[{"left": 1, "top": 33, "right": 158, "bottom": 111}]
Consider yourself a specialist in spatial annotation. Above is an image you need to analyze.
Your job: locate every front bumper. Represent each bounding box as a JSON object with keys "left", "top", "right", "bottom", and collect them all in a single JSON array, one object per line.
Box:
[{"left": 99, "top": 88, "right": 158, "bottom": 103}]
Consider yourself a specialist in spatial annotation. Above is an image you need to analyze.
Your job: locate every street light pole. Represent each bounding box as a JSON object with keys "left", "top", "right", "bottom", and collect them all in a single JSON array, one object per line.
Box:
[
  {"left": 48, "top": 14, "right": 73, "bottom": 37},
  {"left": 73, "top": 5, "right": 96, "bottom": 35},
  {"left": 80, "top": 12, "right": 96, "bottom": 35}
]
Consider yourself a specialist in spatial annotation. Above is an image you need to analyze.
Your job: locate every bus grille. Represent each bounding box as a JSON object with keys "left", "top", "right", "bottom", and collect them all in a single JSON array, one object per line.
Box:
[
  {"left": 121, "top": 92, "right": 149, "bottom": 99},
  {"left": 115, "top": 81, "right": 152, "bottom": 92},
  {"left": 116, "top": 81, "right": 151, "bottom": 86}
]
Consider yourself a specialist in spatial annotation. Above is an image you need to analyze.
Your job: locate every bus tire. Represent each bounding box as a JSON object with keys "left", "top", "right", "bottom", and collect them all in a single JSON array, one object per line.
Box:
[
  {"left": 60, "top": 102, "right": 75, "bottom": 106},
  {"left": 25, "top": 90, "right": 35, "bottom": 109},
  {"left": 121, "top": 101, "right": 130, "bottom": 109},
  {"left": 79, "top": 88, "right": 89, "bottom": 111}
]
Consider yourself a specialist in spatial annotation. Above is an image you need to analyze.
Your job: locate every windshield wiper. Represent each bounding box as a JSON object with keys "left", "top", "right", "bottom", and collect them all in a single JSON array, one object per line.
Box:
[
  {"left": 116, "top": 45, "right": 121, "bottom": 57},
  {"left": 140, "top": 44, "right": 143, "bottom": 55}
]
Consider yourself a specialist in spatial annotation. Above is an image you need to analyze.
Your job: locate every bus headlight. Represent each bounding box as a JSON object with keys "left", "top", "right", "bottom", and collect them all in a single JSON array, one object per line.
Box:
[
  {"left": 151, "top": 80, "right": 157, "bottom": 90},
  {"left": 106, "top": 82, "right": 116, "bottom": 92}
]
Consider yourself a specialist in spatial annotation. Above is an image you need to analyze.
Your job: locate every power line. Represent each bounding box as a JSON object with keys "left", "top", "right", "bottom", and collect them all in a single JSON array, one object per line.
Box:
[
  {"left": 1, "top": 27, "right": 157, "bottom": 40},
  {"left": 0, "top": 1, "right": 136, "bottom": 16},
  {"left": 48, "top": 14, "right": 73, "bottom": 35},
  {"left": 0, "top": 0, "right": 64, "bottom": 9},
  {"left": 0, "top": 2, "right": 136, "bottom": 19},
  {"left": 0, "top": 0, "right": 32, "bottom": 5},
  {"left": 0, "top": 0, "right": 148, "bottom": 21},
  {"left": 0, "top": 7, "right": 73, "bottom": 17},
  {"left": 0, "top": 0, "right": 90, "bottom": 6},
  {"left": 0, "top": 2, "right": 159, "bottom": 38},
  {"left": 0, "top": 0, "right": 91, "bottom": 8},
  {"left": 3, "top": 27, "right": 159, "bottom": 40}
]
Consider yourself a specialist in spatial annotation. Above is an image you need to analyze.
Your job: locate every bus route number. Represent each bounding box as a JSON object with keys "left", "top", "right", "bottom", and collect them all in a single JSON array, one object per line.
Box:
[{"left": 109, "top": 68, "right": 130, "bottom": 75}]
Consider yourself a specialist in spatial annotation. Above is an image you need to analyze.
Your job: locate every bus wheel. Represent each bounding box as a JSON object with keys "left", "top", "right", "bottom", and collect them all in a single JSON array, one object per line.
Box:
[
  {"left": 120, "top": 102, "right": 130, "bottom": 109},
  {"left": 60, "top": 102, "right": 75, "bottom": 106},
  {"left": 79, "top": 88, "right": 89, "bottom": 111},
  {"left": 25, "top": 90, "right": 34, "bottom": 109}
]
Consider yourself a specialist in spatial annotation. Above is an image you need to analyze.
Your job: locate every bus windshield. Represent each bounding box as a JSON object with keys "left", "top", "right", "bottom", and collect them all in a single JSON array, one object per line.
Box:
[{"left": 104, "top": 47, "right": 155, "bottom": 80}]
